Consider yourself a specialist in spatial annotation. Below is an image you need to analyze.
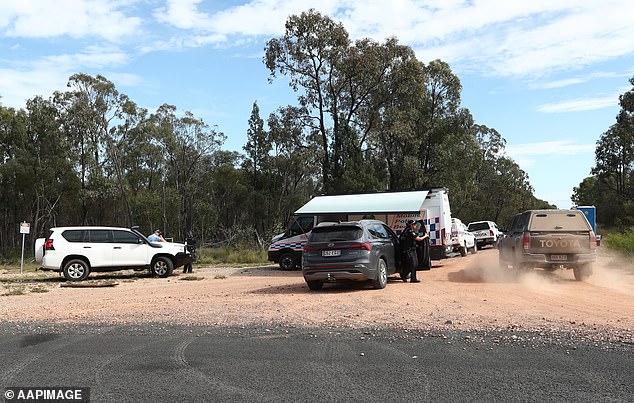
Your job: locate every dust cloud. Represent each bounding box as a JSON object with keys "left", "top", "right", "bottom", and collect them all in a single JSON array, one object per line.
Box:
[
  {"left": 586, "top": 254, "right": 634, "bottom": 295},
  {"left": 449, "top": 248, "right": 634, "bottom": 296}
]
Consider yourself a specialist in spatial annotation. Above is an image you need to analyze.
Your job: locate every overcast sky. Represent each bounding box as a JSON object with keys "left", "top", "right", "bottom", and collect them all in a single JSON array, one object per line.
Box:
[{"left": 1, "top": 0, "right": 633, "bottom": 211}]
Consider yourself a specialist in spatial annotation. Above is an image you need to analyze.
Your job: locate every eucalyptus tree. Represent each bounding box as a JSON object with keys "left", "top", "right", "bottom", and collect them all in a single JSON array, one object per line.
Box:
[
  {"left": 105, "top": 98, "right": 151, "bottom": 226},
  {"left": 415, "top": 59, "right": 465, "bottom": 181},
  {"left": 243, "top": 102, "right": 272, "bottom": 239},
  {"left": 329, "top": 37, "right": 419, "bottom": 193},
  {"left": 23, "top": 97, "right": 79, "bottom": 235},
  {"left": 148, "top": 104, "right": 226, "bottom": 238},
  {"left": 264, "top": 9, "right": 350, "bottom": 191},
  {"left": 266, "top": 105, "right": 319, "bottom": 227},
  {"left": 0, "top": 105, "right": 28, "bottom": 248},
  {"left": 593, "top": 77, "right": 634, "bottom": 201},
  {"left": 52, "top": 73, "right": 126, "bottom": 224},
  {"left": 265, "top": 10, "right": 417, "bottom": 193},
  {"left": 589, "top": 75, "right": 634, "bottom": 225}
]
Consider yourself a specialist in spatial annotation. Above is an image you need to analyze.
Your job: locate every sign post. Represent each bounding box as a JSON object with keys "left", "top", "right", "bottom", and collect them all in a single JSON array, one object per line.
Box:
[{"left": 20, "top": 222, "right": 30, "bottom": 274}]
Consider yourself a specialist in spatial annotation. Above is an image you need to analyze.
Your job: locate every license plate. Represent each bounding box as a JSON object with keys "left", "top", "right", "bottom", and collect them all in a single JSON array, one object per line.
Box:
[
  {"left": 322, "top": 250, "right": 341, "bottom": 257},
  {"left": 550, "top": 254, "right": 567, "bottom": 261}
]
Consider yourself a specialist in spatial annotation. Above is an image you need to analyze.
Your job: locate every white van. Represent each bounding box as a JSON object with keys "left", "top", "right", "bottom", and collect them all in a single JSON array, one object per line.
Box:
[{"left": 267, "top": 188, "right": 454, "bottom": 270}]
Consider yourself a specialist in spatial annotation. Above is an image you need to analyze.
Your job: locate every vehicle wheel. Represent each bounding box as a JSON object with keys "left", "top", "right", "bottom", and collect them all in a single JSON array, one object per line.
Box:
[
  {"left": 279, "top": 253, "right": 297, "bottom": 271},
  {"left": 372, "top": 259, "right": 388, "bottom": 289},
  {"left": 460, "top": 244, "right": 468, "bottom": 257},
  {"left": 470, "top": 243, "right": 478, "bottom": 254},
  {"left": 306, "top": 281, "right": 323, "bottom": 290},
  {"left": 573, "top": 264, "right": 593, "bottom": 281},
  {"left": 62, "top": 259, "right": 90, "bottom": 281},
  {"left": 151, "top": 257, "right": 174, "bottom": 278}
]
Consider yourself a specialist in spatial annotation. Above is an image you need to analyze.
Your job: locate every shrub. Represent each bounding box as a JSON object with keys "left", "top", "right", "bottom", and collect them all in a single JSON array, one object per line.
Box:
[
  {"left": 197, "top": 247, "right": 269, "bottom": 265},
  {"left": 604, "top": 227, "right": 634, "bottom": 256}
]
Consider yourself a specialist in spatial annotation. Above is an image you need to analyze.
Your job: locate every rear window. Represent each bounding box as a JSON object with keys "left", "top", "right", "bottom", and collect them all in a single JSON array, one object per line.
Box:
[
  {"left": 310, "top": 226, "right": 363, "bottom": 242},
  {"left": 468, "top": 222, "right": 490, "bottom": 231},
  {"left": 529, "top": 212, "right": 590, "bottom": 231},
  {"left": 62, "top": 230, "right": 88, "bottom": 242}
]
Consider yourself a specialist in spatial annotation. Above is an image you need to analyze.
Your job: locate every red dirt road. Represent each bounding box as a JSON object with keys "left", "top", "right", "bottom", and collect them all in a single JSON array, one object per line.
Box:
[{"left": 1, "top": 248, "right": 633, "bottom": 343}]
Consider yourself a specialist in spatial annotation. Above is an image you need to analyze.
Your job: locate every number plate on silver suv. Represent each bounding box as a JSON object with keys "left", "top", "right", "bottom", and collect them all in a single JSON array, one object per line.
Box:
[
  {"left": 550, "top": 254, "right": 567, "bottom": 261},
  {"left": 322, "top": 250, "right": 341, "bottom": 257}
]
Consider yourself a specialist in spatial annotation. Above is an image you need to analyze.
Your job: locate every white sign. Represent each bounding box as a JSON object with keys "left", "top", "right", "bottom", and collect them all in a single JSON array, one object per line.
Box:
[{"left": 20, "top": 222, "right": 30, "bottom": 234}]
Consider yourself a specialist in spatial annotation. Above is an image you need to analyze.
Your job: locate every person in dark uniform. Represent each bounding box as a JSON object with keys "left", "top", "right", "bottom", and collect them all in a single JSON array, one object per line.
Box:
[
  {"left": 400, "top": 220, "right": 428, "bottom": 283},
  {"left": 418, "top": 221, "right": 432, "bottom": 270},
  {"left": 183, "top": 234, "right": 196, "bottom": 273}
]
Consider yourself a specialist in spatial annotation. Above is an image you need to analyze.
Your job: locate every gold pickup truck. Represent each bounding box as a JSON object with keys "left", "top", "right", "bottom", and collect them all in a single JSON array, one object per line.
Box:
[{"left": 498, "top": 209, "right": 597, "bottom": 281}]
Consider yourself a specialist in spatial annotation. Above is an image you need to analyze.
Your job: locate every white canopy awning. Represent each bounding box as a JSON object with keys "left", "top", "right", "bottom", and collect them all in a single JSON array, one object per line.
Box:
[{"left": 294, "top": 190, "right": 429, "bottom": 215}]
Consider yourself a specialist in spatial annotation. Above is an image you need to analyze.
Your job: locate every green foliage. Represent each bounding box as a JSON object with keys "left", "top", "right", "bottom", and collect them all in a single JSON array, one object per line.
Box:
[
  {"left": 197, "top": 247, "right": 269, "bottom": 265},
  {"left": 578, "top": 75, "right": 634, "bottom": 227},
  {"left": 604, "top": 227, "right": 634, "bottom": 256}
]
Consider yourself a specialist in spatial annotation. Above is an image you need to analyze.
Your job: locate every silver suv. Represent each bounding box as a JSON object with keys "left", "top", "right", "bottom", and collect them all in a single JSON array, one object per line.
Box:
[
  {"left": 35, "top": 226, "right": 192, "bottom": 281},
  {"left": 301, "top": 220, "right": 400, "bottom": 290}
]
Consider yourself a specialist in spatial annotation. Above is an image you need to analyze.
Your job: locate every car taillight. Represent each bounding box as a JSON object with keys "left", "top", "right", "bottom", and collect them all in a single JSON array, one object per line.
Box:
[
  {"left": 45, "top": 239, "right": 54, "bottom": 250},
  {"left": 589, "top": 231, "right": 597, "bottom": 250},
  {"left": 489, "top": 229, "right": 494, "bottom": 236},
  {"left": 303, "top": 245, "right": 317, "bottom": 252},
  {"left": 522, "top": 233, "right": 530, "bottom": 251},
  {"left": 343, "top": 242, "right": 372, "bottom": 251}
]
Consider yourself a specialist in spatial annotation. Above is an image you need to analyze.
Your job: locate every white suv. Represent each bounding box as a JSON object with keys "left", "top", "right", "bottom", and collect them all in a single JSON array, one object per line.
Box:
[{"left": 34, "top": 226, "right": 192, "bottom": 281}]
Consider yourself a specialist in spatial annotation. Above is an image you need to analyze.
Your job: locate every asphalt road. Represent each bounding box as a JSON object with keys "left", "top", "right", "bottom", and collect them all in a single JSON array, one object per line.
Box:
[{"left": 1, "top": 323, "right": 632, "bottom": 402}]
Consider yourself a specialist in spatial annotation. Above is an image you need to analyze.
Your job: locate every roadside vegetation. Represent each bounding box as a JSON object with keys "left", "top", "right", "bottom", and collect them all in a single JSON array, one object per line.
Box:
[
  {"left": 603, "top": 227, "right": 634, "bottom": 257},
  {"left": 197, "top": 247, "right": 269, "bottom": 266}
]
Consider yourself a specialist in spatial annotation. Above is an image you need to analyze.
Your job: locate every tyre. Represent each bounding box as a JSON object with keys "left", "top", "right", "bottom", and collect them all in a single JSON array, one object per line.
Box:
[
  {"left": 279, "top": 252, "right": 297, "bottom": 271},
  {"left": 151, "top": 256, "right": 174, "bottom": 278},
  {"left": 372, "top": 259, "right": 388, "bottom": 289},
  {"left": 470, "top": 243, "right": 478, "bottom": 254},
  {"left": 306, "top": 281, "right": 323, "bottom": 290},
  {"left": 62, "top": 259, "right": 90, "bottom": 281},
  {"left": 460, "top": 243, "right": 468, "bottom": 257},
  {"left": 573, "top": 264, "right": 593, "bottom": 281}
]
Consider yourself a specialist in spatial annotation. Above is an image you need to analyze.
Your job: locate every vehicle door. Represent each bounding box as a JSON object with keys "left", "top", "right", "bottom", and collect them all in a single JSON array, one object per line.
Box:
[
  {"left": 85, "top": 229, "right": 114, "bottom": 268},
  {"left": 463, "top": 222, "right": 476, "bottom": 247},
  {"left": 371, "top": 223, "right": 397, "bottom": 271},
  {"left": 111, "top": 230, "right": 149, "bottom": 266}
]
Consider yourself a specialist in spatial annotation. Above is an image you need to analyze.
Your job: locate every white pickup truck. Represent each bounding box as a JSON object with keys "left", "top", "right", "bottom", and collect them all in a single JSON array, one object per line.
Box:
[
  {"left": 467, "top": 220, "right": 500, "bottom": 248},
  {"left": 450, "top": 218, "right": 477, "bottom": 256}
]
